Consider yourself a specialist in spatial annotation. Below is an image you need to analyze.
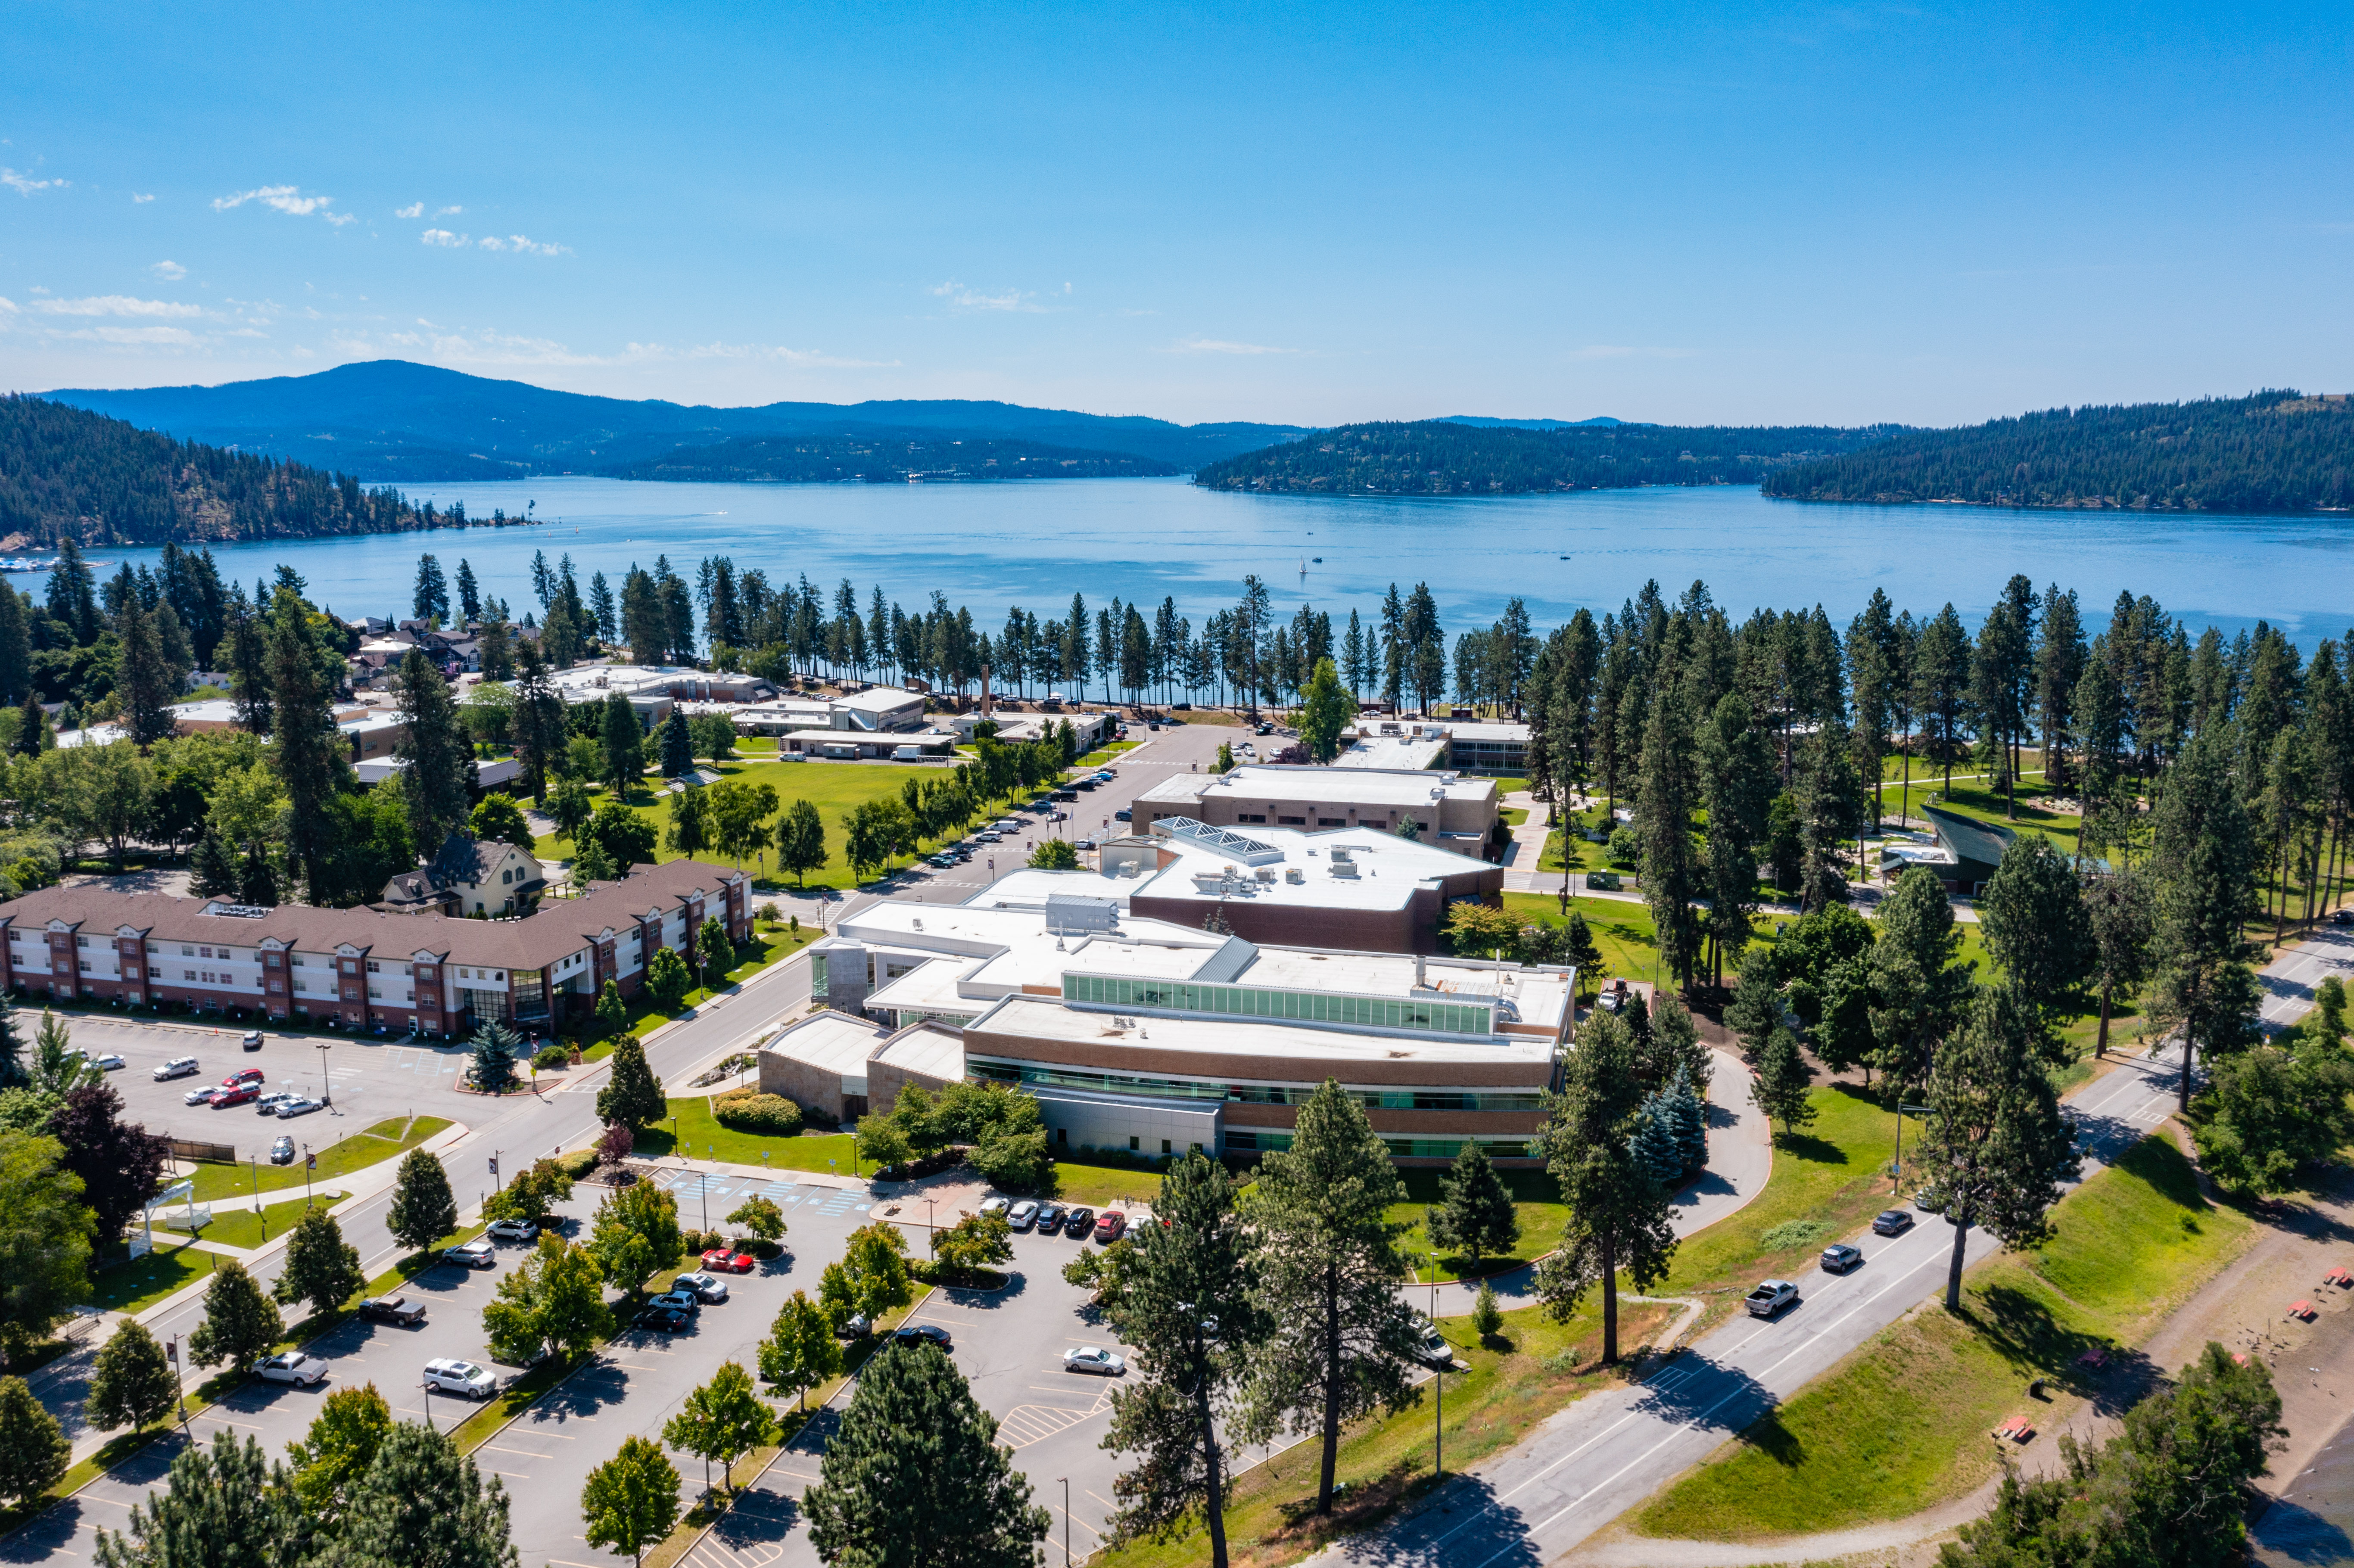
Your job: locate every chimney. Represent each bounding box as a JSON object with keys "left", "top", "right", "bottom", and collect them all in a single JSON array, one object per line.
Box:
[{"left": 1414, "top": 952, "right": 1426, "bottom": 985}]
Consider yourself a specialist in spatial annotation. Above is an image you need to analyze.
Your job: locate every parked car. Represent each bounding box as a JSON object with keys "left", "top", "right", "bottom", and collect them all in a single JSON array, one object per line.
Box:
[
  {"left": 423, "top": 1359, "right": 497, "bottom": 1399},
  {"left": 241, "top": 1030, "right": 265, "bottom": 1052},
  {"left": 1871, "top": 1209, "right": 1915, "bottom": 1236},
  {"left": 443, "top": 1240, "right": 497, "bottom": 1269},
  {"left": 1062, "top": 1206, "right": 1095, "bottom": 1237},
  {"left": 978, "top": 1197, "right": 1010, "bottom": 1218},
  {"left": 2335, "top": 907, "right": 2353, "bottom": 927},
  {"left": 255, "top": 1352, "right": 330, "bottom": 1386},
  {"left": 891, "top": 1323, "right": 952, "bottom": 1351},
  {"left": 1820, "top": 1243, "right": 1863, "bottom": 1275},
  {"left": 224, "top": 1067, "right": 266, "bottom": 1088},
  {"left": 153, "top": 1056, "right": 199, "bottom": 1082},
  {"left": 87, "top": 1053, "right": 126, "bottom": 1071},
  {"left": 647, "top": 1289, "right": 702, "bottom": 1318},
  {"left": 1408, "top": 1316, "right": 1453, "bottom": 1369},
  {"left": 1745, "top": 1280, "right": 1800, "bottom": 1318},
  {"left": 836, "top": 1311, "right": 871, "bottom": 1340},
  {"left": 186, "top": 1084, "right": 222, "bottom": 1106},
  {"left": 1033, "top": 1202, "right": 1067, "bottom": 1235},
  {"left": 701, "top": 1248, "right": 755, "bottom": 1274},
  {"left": 1114, "top": 808, "right": 1132, "bottom": 822},
  {"left": 1064, "top": 1345, "right": 1126, "bottom": 1376},
  {"left": 270, "top": 1135, "right": 296, "bottom": 1165},
  {"left": 1093, "top": 1211, "right": 1128, "bottom": 1243},
  {"left": 359, "top": 1294, "right": 427, "bottom": 1325},
  {"left": 1255, "top": 722, "right": 1275, "bottom": 735},
  {"left": 256, "top": 1092, "right": 297, "bottom": 1116},
  {"left": 1075, "top": 837, "right": 1099, "bottom": 852},
  {"left": 672, "top": 1271, "right": 730, "bottom": 1303},
  {"left": 208, "top": 1083, "right": 260, "bottom": 1108},
  {"left": 1007, "top": 1200, "right": 1039, "bottom": 1231},
  {"left": 485, "top": 1218, "right": 539, "bottom": 1243},
  {"left": 275, "top": 1097, "right": 322, "bottom": 1119},
  {"left": 633, "top": 1304, "right": 691, "bottom": 1334}
]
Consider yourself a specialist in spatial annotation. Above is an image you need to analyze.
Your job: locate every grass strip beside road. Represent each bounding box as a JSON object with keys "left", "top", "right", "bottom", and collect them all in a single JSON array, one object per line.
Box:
[
  {"left": 181, "top": 1116, "right": 451, "bottom": 1203},
  {"left": 1633, "top": 1135, "right": 2258, "bottom": 1542},
  {"left": 159, "top": 1191, "right": 350, "bottom": 1249},
  {"left": 635, "top": 1096, "right": 859, "bottom": 1173},
  {"left": 1095, "top": 1297, "right": 1669, "bottom": 1568},
  {"left": 576, "top": 925, "right": 816, "bottom": 1061}
]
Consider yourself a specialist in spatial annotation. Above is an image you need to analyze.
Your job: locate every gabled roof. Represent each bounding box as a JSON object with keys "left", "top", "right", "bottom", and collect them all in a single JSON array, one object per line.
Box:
[{"left": 1923, "top": 806, "right": 2016, "bottom": 872}]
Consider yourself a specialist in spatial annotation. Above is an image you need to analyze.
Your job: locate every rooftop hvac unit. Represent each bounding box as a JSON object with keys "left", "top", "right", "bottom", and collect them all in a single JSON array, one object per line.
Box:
[{"left": 1045, "top": 893, "right": 1120, "bottom": 935}]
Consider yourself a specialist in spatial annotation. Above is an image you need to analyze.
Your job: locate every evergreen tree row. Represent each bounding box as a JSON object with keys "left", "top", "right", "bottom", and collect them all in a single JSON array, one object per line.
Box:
[
  {"left": 1764, "top": 389, "right": 2354, "bottom": 512},
  {"left": 599, "top": 433, "right": 1179, "bottom": 482}
]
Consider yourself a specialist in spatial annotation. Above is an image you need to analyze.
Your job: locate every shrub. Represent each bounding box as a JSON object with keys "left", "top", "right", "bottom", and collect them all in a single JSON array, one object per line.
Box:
[
  {"left": 714, "top": 1092, "right": 804, "bottom": 1137},
  {"left": 758, "top": 902, "right": 782, "bottom": 925},
  {"left": 1607, "top": 824, "right": 1642, "bottom": 868},
  {"left": 534, "top": 1043, "right": 571, "bottom": 1071}
]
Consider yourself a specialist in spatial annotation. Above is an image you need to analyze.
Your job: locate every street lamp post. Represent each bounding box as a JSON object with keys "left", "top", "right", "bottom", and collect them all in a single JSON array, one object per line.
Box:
[{"left": 316, "top": 1041, "right": 333, "bottom": 1108}]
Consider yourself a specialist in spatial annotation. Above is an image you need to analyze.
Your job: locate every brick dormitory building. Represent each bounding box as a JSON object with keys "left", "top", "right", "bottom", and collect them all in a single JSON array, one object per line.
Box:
[{"left": 0, "top": 858, "right": 751, "bottom": 1038}]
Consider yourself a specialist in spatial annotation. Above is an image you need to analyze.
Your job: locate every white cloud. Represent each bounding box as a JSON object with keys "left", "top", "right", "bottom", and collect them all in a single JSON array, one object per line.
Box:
[
  {"left": 65, "top": 325, "right": 199, "bottom": 345},
  {"left": 620, "top": 340, "right": 898, "bottom": 369},
  {"left": 150, "top": 260, "right": 187, "bottom": 281},
  {"left": 433, "top": 205, "right": 462, "bottom": 218},
  {"left": 212, "top": 184, "right": 354, "bottom": 224},
  {"left": 1, "top": 168, "right": 66, "bottom": 196},
  {"left": 395, "top": 202, "right": 423, "bottom": 218},
  {"left": 31, "top": 295, "right": 204, "bottom": 319},
  {"left": 1168, "top": 335, "right": 1292, "bottom": 355},
  {"left": 131, "top": 192, "right": 155, "bottom": 204},
  {"left": 929, "top": 280, "right": 1044, "bottom": 313},
  {"left": 420, "top": 229, "right": 466, "bottom": 247},
  {"left": 477, "top": 233, "right": 570, "bottom": 256}
]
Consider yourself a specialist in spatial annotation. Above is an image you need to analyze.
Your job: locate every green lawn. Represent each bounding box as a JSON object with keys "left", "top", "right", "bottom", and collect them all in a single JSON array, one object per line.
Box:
[
  {"left": 577, "top": 923, "right": 817, "bottom": 1059},
  {"left": 159, "top": 1191, "right": 349, "bottom": 1249},
  {"left": 634, "top": 1095, "right": 861, "bottom": 1175},
  {"left": 84, "top": 1242, "right": 214, "bottom": 1314},
  {"left": 1046, "top": 1158, "right": 1173, "bottom": 1207},
  {"left": 531, "top": 759, "right": 971, "bottom": 889},
  {"left": 1391, "top": 1163, "right": 1567, "bottom": 1282},
  {"left": 1502, "top": 891, "right": 1661, "bottom": 989},
  {"left": 184, "top": 1116, "right": 448, "bottom": 1203},
  {"left": 1096, "top": 1294, "right": 1670, "bottom": 1568},
  {"left": 1657, "top": 1084, "right": 1901, "bottom": 1308},
  {"left": 1635, "top": 1136, "right": 2258, "bottom": 1542}
]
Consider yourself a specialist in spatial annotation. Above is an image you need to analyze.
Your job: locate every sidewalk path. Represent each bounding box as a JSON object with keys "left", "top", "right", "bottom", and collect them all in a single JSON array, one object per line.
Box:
[{"left": 1404, "top": 1048, "right": 1767, "bottom": 1320}]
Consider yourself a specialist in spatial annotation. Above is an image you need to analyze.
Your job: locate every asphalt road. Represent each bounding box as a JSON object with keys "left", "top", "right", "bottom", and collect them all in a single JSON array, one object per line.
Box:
[{"left": 1301, "top": 927, "right": 2354, "bottom": 1568}]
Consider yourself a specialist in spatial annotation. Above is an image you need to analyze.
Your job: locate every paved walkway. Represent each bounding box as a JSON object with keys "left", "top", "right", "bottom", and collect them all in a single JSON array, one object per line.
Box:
[{"left": 1407, "top": 1047, "right": 1767, "bottom": 1320}]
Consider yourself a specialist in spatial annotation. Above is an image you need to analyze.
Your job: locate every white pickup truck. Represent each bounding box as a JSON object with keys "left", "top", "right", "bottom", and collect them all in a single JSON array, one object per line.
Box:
[{"left": 1745, "top": 1280, "right": 1799, "bottom": 1318}]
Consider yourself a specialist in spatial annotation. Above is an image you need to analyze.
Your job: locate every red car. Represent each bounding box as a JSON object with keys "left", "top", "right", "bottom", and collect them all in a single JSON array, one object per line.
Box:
[
  {"left": 208, "top": 1083, "right": 260, "bottom": 1108},
  {"left": 701, "top": 1248, "right": 755, "bottom": 1275},
  {"left": 1093, "top": 1211, "right": 1127, "bottom": 1243},
  {"left": 222, "top": 1067, "right": 265, "bottom": 1089}
]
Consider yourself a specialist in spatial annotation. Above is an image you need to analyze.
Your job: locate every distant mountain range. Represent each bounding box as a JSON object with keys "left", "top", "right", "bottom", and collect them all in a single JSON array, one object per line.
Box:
[{"left": 41, "top": 360, "right": 1314, "bottom": 481}]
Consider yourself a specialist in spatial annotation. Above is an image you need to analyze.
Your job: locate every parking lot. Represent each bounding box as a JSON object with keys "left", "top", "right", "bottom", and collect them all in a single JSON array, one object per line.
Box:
[{"left": 46, "top": 1013, "right": 493, "bottom": 1169}]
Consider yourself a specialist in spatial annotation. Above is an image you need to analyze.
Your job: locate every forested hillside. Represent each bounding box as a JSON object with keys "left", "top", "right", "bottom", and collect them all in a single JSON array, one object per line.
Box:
[
  {"left": 1763, "top": 392, "right": 2354, "bottom": 512},
  {"left": 0, "top": 395, "right": 434, "bottom": 548},
  {"left": 600, "top": 434, "right": 1177, "bottom": 483},
  {"left": 1193, "top": 420, "right": 1889, "bottom": 495}
]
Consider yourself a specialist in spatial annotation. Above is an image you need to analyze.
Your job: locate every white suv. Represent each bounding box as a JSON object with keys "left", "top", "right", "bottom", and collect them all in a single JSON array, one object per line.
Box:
[
  {"left": 153, "top": 1057, "right": 199, "bottom": 1082},
  {"left": 423, "top": 1359, "right": 497, "bottom": 1400}
]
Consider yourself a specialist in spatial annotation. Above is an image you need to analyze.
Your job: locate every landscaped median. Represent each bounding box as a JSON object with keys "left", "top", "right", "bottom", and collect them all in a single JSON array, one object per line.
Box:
[{"left": 1631, "top": 1134, "right": 2258, "bottom": 1543}]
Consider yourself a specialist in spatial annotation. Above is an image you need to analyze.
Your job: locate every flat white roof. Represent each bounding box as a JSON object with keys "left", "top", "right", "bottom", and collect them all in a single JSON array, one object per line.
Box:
[
  {"left": 1137, "top": 764, "right": 1495, "bottom": 811},
  {"left": 1333, "top": 735, "right": 1449, "bottom": 770},
  {"left": 960, "top": 868, "right": 1132, "bottom": 911},
  {"left": 760, "top": 1010, "right": 888, "bottom": 1075},
  {"left": 835, "top": 686, "right": 926, "bottom": 713},
  {"left": 865, "top": 957, "right": 980, "bottom": 1016},
  {"left": 971, "top": 993, "right": 1559, "bottom": 1071},
  {"left": 1125, "top": 823, "right": 1492, "bottom": 913}
]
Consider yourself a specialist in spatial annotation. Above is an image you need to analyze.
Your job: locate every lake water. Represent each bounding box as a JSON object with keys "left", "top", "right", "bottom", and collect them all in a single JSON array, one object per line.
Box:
[{"left": 62, "top": 478, "right": 2354, "bottom": 642}]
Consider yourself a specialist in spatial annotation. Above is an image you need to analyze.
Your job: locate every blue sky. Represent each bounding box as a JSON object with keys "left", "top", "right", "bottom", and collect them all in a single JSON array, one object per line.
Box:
[{"left": 3, "top": 2, "right": 2347, "bottom": 426}]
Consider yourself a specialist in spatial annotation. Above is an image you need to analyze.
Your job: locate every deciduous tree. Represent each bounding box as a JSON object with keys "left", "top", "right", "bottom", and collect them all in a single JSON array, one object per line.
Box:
[
  {"left": 49, "top": 1081, "right": 167, "bottom": 1243},
  {"left": 485, "top": 1234, "right": 613, "bottom": 1365},
  {"left": 285, "top": 1381, "right": 393, "bottom": 1524},
  {"left": 386, "top": 1149, "right": 457, "bottom": 1254},
  {"left": 187, "top": 1260, "right": 283, "bottom": 1375},
  {"left": 0, "top": 1130, "right": 94, "bottom": 1369},
  {"left": 274, "top": 1208, "right": 364, "bottom": 1322},
  {"left": 757, "top": 1290, "right": 842, "bottom": 1414},
  {"left": 0, "top": 1372, "right": 69, "bottom": 1506},
  {"left": 662, "top": 1360, "right": 775, "bottom": 1499},
  {"left": 86, "top": 1320, "right": 177, "bottom": 1434},
  {"left": 580, "top": 1435, "right": 679, "bottom": 1568}
]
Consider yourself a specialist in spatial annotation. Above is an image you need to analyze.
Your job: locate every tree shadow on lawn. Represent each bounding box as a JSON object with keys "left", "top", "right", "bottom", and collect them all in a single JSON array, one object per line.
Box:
[
  {"left": 1961, "top": 1283, "right": 2123, "bottom": 1403},
  {"left": 1772, "top": 1129, "right": 1849, "bottom": 1167},
  {"left": 1269, "top": 1462, "right": 1546, "bottom": 1568}
]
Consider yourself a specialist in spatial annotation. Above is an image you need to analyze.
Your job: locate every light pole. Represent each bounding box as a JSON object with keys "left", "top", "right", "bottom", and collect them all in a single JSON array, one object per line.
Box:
[
  {"left": 420, "top": 1380, "right": 435, "bottom": 1433},
  {"left": 316, "top": 1040, "right": 332, "bottom": 1108},
  {"left": 1059, "top": 1478, "right": 1071, "bottom": 1567}
]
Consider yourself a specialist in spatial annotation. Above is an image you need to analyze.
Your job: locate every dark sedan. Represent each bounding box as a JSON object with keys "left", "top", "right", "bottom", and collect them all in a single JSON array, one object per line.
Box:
[
  {"left": 1033, "top": 1203, "right": 1067, "bottom": 1235},
  {"left": 1871, "top": 1209, "right": 1915, "bottom": 1236},
  {"left": 891, "top": 1323, "right": 952, "bottom": 1351},
  {"left": 1062, "top": 1206, "right": 1095, "bottom": 1238},
  {"left": 633, "top": 1305, "right": 691, "bottom": 1334}
]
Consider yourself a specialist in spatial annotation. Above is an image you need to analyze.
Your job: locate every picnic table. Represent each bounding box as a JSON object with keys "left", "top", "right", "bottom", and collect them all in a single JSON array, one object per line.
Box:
[
  {"left": 2074, "top": 1345, "right": 2109, "bottom": 1372},
  {"left": 2326, "top": 1265, "right": 2351, "bottom": 1288},
  {"left": 1993, "top": 1414, "right": 2036, "bottom": 1444},
  {"left": 2288, "top": 1299, "right": 2317, "bottom": 1322}
]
